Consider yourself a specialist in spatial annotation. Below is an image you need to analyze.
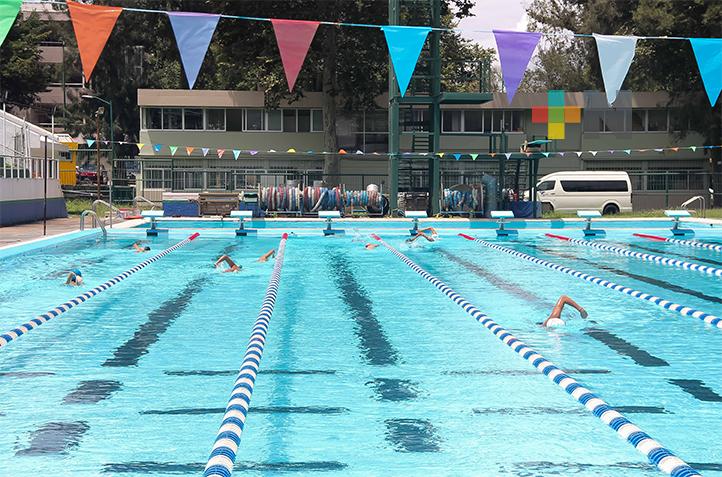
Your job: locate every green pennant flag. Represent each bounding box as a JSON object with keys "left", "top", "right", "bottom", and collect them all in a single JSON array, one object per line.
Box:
[
  {"left": 470, "top": 153, "right": 478, "bottom": 161},
  {"left": 169, "top": 145, "right": 178, "bottom": 156},
  {"left": 0, "top": 0, "right": 21, "bottom": 48}
]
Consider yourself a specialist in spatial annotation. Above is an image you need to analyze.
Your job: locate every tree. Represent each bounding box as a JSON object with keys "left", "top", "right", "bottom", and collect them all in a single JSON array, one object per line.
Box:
[{"left": 0, "top": 13, "right": 52, "bottom": 109}]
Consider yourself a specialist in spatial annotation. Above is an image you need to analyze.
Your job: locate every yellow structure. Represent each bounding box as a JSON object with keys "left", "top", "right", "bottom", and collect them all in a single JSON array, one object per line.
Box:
[{"left": 59, "top": 141, "right": 78, "bottom": 186}]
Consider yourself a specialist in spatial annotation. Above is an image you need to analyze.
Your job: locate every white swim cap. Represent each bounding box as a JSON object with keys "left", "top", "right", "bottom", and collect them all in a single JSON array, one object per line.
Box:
[{"left": 545, "top": 317, "right": 565, "bottom": 327}]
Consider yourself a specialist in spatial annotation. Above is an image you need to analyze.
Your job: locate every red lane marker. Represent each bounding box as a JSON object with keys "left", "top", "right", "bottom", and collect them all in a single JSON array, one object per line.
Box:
[
  {"left": 458, "top": 233, "right": 475, "bottom": 241},
  {"left": 633, "top": 233, "right": 667, "bottom": 242},
  {"left": 189, "top": 232, "right": 200, "bottom": 241},
  {"left": 545, "top": 233, "right": 571, "bottom": 241},
  {"left": 371, "top": 234, "right": 381, "bottom": 241}
]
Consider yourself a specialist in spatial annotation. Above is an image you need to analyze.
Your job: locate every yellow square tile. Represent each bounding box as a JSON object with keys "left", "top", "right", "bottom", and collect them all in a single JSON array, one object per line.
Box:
[{"left": 548, "top": 123, "right": 565, "bottom": 140}]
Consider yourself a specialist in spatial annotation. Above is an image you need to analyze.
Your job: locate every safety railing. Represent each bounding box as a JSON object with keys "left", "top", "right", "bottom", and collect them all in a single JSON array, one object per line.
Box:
[
  {"left": 79, "top": 210, "right": 107, "bottom": 238},
  {"left": 92, "top": 199, "right": 124, "bottom": 228}
]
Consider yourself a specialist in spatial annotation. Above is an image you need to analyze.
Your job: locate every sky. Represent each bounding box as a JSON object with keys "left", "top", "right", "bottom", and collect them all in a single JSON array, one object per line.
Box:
[{"left": 457, "top": 0, "right": 530, "bottom": 49}]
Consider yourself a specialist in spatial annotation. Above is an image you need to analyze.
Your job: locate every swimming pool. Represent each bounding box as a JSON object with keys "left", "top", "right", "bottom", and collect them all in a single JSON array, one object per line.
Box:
[{"left": 1, "top": 221, "right": 721, "bottom": 476}]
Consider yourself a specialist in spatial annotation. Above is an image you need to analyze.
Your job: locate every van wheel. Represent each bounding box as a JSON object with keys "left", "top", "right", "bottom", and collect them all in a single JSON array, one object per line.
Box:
[
  {"left": 541, "top": 203, "right": 554, "bottom": 213},
  {"left": 602, "top": 204, "right": 619, "bottom": 215}
]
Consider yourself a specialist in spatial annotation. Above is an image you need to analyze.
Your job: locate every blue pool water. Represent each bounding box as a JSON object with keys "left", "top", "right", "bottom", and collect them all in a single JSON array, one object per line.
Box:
[{"left": 1, "top": 223, "right": 721, "bottom": 476}]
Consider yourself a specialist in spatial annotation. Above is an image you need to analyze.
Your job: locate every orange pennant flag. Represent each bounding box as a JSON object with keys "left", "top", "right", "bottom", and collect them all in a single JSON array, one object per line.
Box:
[
  {"left": 67, "top": 1, "right": 123, "bottom": 80},
  {"left": 186, "top": 146, "right": 195, "bottom": 156}
]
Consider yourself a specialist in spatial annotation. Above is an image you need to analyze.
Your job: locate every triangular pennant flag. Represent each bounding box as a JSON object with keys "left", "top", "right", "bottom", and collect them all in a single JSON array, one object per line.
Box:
[
  {"left": 593, "top": 34, "right": 638, "bottom": 105},
  {"left": 202, "top": 147, "right": 210, "bottom": 157},
  {"left": 249, "top": 150, "right": 258, "bottom": 156},
  {"left": 153, "top": 144, "right": 163, "bottom": 153},
  {"left": 542, "top": 152, "right": 550, "bottom": 158},
  {"left": 0, "top": 0, "right": 21, "bottom": 48},
  {"left": 654, "top": 148, "right": 664, "bottom": 153},
  {"left": 689, "top": 39, "right": 722, "bottom": 106},
  {"left": 671, "top": 147, "right": 679, "bottom": 152},
  {"left": 436, "top": 152, "right": 444, "bottom": 158},
  {"left": 287, "top": 148, "right": 297, "bottom": 153},
  {"left": 504, "top": 153, "right": 512, "bottom": 159},
  {"left": 169, "top": 146, "right": 179, "bottom": 156},
  {"left": 489, "top": 153, "right": 497, "bottom": 158},
  {"left": 575, "top": 151, "right": 583, "bottom": 157},
  {"left": 167, "top": 12, "right": 221, "bottom": 89},
  {"left": 453, "top": 153, "right": 461, "bottom": 161},
  {"left": 233, "top": 149, "right": 241, "bottom": 160},
  {"left": 355, "top": 150, "right": 364, "bottom": 155},
  {"left": 271, "top": 19, "right": 320, "bottom": 92},
  {"left": 524, "top": 152, "right": 532, "bottom": 157},
  {"left": 185, "top": 146, "right": 194, "bottom": 156},
  {"left": 381, "top": 26, "right": 431, "bottom": 97},
  {"left": 67, "top": 2, "right": 123, "bottom": 80},
  {"left": 493, "top": 30, "right": 542, "bottom": 103},
  {"left": 268, "top": 149, "right": 277, "bottom": 153},
  {"left": 558, "top": 152, "right": 565, "bottom": 157},
  {"left": 338, "top": 149, "right": 347, "bottom": 154},
  {"left": 216, "top": 149, "right": 225, "bottom": 158},
  {"left": 690, "top": 146, "right": 697, "bottom": 152},
  {"left": 590, "top": 150, "right": 598, "bottom": 156},
  {"left": 624, "top": 149, "right": 631, "bottom": 155},
  {"left": 86, "top": 139, "right": 95, "bottom": 148},
  {"left": 306, "top": 150, "right": 314, "bottom": 154},
  {"left": 470, "top": 154, "right": 478, "bottom": 161},
  {"left": 136, "top": 143, "right": 144, "bottom": 152},
  {"left": 419, "top": 152, "right": 428, "bottom": 156}
]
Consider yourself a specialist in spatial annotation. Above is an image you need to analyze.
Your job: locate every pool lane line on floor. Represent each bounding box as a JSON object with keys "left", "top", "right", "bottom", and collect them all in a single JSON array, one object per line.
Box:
[
  {"left": 203, "top": 233, "right": 288, "bottom": 477},
  {"left": 547, "top": 233, "right": 722, "bottom": 278},
  {"left": 635, "top": 233, "right": 722, "bottom": 253},
  {"left": 0, "top": 233, "right": 200, "bottom": 350},
  {"left": 460, "top": 234, "right": 722, "bottom": 330},
  {"left": 371, "top": 233, "right": 700, "bottom": 477},
  {"left": 624, "top": 242, "right": 722, "bottom": 267}
]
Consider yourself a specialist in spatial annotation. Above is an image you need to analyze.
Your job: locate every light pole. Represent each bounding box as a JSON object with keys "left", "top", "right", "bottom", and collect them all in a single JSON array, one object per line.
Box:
[
  {"left": 82, "top": 94, "right": 114, "bottom": 223},
  {"left": 94, "top": 106, "right": 104, "bottom": 201}
]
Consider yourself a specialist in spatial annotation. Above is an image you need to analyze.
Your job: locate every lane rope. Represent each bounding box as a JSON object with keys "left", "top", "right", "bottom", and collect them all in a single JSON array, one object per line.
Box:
[
  {"left": 634, "top": 233, "right": 722, "bottom": 253},
  {"left": 459, "top": 234, "right": 722, "bottom": 330},
  {"left": 371, "top": 233, "right": 699, "bottom": 477},
  {"left": 203, "top": 233, "right": 289, "bottom": 477},
  {"left": 547, "top": 233, "right": 722, "bottom": 277},
  {"left": 0, "top": 233, "right": 200, "bottom": 350}
]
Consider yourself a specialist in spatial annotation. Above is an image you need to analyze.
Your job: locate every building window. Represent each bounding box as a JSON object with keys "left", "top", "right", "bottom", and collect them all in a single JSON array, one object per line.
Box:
[
  {"left": 162, "top": 108, "right": 182, "bottom": 130},
  {"left": 631, "top": 110, "right": 646, "bottom": 131},
  {"left": 283, "top": 109, "right": 297, "bottom": 132},
  {"left": 647, "top": 109, "right": 668, "bottom": 132},
  {"left": 442, "top": 110, "right": 462, "bottom": 132},
  {"left": 227, "top": 109, "right": 243, "bottom": 131},
  {"left": 298, "top": 109, "right": 311, "bottom": 132},
  {"left": 312, "top": 109, "right": 324, "bottom": 132},
  {"left": 365, "top": 111, "right": 388, "bottom": 133},
  {"left": 463, "top": 111, "right": 483, "bottom": 132},
  {"left": 184, "top": 108, "right": 203, "bottom": 130},
  {"left": 266, "top": 110, "right": 282, "bottom": 131},
  {"left": 206, "top": 109, "right": 225, "bottom": 130},
  {"left": 245, "top": 109, "right": 264, "bottom": 131},
  {"left": 603, "top": 109, "right": 625, "bottom": 132},
  {"left": 144, "top": 108, "right": 162, "bottom": 129}
]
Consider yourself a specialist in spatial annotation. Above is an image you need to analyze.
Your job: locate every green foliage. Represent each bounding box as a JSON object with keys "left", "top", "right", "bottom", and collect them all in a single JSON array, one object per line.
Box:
[{"left": 0, "top": 13, "right": 52, "bottom": 109}]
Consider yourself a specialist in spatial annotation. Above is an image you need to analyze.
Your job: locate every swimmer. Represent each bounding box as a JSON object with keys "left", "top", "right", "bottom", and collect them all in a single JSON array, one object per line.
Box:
[
  {"left": 132, "top": 241, "right": 151, "bottom": 253},
  {"left": 215, "top": 255, "right": 241, "bottom": 273},
  {"left": 406, "top": 227, "right": 438, "bottom": 243},
  {"left": 365, "top": 243, "right": 379, "bottom": 250},
  {"left": 543, "top": 295, "right": 588, "bottom": 327},
  {"left": 257, "top": 249, "right": 276, "bottom": 262},
  {"left": 65, "top": 269, "right": 83, "bottom": 286}
]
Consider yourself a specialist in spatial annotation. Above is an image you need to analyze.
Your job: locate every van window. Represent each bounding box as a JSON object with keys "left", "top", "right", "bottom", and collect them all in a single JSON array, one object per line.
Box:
[
  {"left": 560, "top": 180, "right": 629, "bottom": 192},
  {"left": 537, "top": 180, "right": 556, "bottom": 191}
]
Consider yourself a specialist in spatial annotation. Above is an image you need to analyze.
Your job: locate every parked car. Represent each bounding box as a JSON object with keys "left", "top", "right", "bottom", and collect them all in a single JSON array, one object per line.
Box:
[{"left": 526, "top": 171, "right": 633, "bottom": 215}]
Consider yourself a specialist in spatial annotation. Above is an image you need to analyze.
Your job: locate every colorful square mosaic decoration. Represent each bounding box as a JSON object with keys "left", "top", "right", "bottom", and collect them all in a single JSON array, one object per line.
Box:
[{"left": 531, "top": 90, "right": 581, "bottom": 140}]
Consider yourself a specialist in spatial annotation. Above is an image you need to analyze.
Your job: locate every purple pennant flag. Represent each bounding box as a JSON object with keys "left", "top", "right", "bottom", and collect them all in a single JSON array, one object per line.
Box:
[
  {"left": 493, "top": 30, "right": 541, "bottom": 103},
  {"left": 167, "top": 12, "right": 221, "bottom": 89}
]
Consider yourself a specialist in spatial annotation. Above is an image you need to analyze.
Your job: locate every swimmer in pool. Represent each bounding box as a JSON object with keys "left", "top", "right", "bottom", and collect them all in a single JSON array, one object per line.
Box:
[
  {"left": 543, "top": 295, "right": 588, "bottom": 327},
  {"left": 258, "top": 249, "right": 276, "bottom": 262},
  {"left": 215, "top": 255, "right": 241, "bottom": 273},
  {"left": 365, "top": 243, "right": 379, "bottom": 250},
  {"left": 132, "top": 241, "right": 151, "bottom": 253},
  {"left": 65, "top": 269, "right": 83, "bottom": 286},
  {"left": 406, "top": 227, "right": 438, "bottom": 244}
]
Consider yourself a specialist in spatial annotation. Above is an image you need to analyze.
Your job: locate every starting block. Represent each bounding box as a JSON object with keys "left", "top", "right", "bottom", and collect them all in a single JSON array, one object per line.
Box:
[
  {"left": 231, "top": 210, "right": 256, "bottom": 236},
  {"left": 142, "top": 210, "right": 167, "bottom": 236},
  {"left": 405, "top": 210, "right": 428, "bottom": 236},
  {"left": 577, "top": 210, "right": 605, "bottom": 237},
  {"left": 491, "top": 210, "right": 517, "bottom": 237},
  {"left": 665, "top": 210, "right": 694, "bottom": 237},
  {"left": 319, "top": 210, "right": 344, "bottom": 236}
]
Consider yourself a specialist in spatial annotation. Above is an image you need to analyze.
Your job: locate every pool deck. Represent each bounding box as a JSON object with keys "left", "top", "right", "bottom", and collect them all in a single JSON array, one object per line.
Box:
[{"left": 0, "top": 217, "right": 82, "bottom": 247}]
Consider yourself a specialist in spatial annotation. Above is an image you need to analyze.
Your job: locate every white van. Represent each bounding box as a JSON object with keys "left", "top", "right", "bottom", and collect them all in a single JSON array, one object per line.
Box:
[{"left": 531, "top": 171, "right": 633, "bottom": 215}]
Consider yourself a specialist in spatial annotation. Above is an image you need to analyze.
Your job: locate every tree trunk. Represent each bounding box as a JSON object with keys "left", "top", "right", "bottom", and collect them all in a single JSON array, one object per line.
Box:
[{"left": 321, "top": 24, "right": 340, "bottom": 186}]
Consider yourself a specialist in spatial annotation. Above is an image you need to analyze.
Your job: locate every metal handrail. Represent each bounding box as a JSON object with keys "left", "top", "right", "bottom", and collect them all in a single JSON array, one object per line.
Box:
[
  {"left": 680, "top": 195, "right": 706, "bottom": 218},
  {"left": 92, "top": 199, "right": 123, "bottom": 228},
  {"left": 80, "top": 210, "right": 107, "bottom": 238},
  {"left": 134, "top": 195, "right": 158, "bottom": 210}
]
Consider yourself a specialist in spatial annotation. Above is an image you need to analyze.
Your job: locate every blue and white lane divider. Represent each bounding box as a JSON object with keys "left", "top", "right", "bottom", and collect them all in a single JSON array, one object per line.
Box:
[
  {"left": 459, "top": 234, "right": 722, "bottom": 330},
  {"left": 371, "top": 233, "right": 699, "bottom": 477},
  {"left": 203, "top": 233, "right": 289, "bottom": 477},
  {"left": 635, "top": 233, "right": 722, "bottom": 253},
  {"left": 547, "top": 233, "right": 722, "bottom": 278},
  {"left": 0, "top": 232, "right": 200, "bottom": 350}
]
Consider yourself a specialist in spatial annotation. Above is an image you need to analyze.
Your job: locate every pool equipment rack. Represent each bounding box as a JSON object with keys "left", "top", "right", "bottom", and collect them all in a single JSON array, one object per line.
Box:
[
  {"left": 634, "top": 233, "right": 722, "bottom": 253},
  {"left": 577, "top": 210, "right": 605, "bottom": 237},
  {"left": 0, "top": 233, "right": 200, "bottom": 350},
  {"left": 230, "top": 210, "right": 256, "bottom": 236},
  {"left": 665, "top": 210, "right": 694, "bottom": 237},
  {"left": 142, "top": 210, "right": 166, "bottom": 236},
  {"left": 461, "top": 234, "right": 722, "bottom": 330},
  {"left": 546, "top": 233, "right": 722, "bottom": 278},
  {"left": 372, "top": 233, "right": 700, "bottom": 477},
  {"left": 491, "top": 210, "right": 517, "bottom": 237},
  {"left": 203, "top": 233, "right": 289, "bottom": 477},
  {"left": 319, "top": 210, "right": 344, "bottom": 235},
  {"left": 405, "top": 210, "right": 427, "bottom": 235}
]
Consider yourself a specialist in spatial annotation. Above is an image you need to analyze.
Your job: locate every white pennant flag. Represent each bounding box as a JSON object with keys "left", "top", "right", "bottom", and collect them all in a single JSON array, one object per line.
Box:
[{"left": 593, "top": 34, "right": 637, "bottom": 106}]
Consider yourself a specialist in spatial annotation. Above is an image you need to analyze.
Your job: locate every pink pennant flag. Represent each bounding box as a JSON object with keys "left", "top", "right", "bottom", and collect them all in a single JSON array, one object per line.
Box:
[
  {"left": 217, "top": 148, "right": 225, "bottom": 158},
  {"left": 271, "top": 19, "right": 320, "bottom": 92}
]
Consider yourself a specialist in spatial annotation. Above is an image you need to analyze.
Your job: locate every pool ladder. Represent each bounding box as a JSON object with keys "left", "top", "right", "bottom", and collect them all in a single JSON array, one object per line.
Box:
[{"left": 80, "top": 210, "right": 107, "bottom": 238}]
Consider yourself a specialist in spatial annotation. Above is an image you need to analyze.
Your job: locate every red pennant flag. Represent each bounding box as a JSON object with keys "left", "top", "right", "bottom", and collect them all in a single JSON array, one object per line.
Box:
[
  {"left": 271, "top": 19, "right": 320, "bottom": 92},
  {"left": 67, "top": 1, "right": 123, "bottom": 80}
]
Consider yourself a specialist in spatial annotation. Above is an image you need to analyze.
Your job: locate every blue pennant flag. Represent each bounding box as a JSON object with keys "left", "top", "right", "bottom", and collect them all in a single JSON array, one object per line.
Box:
[
  {"left": 381, "top": 26, "right": 431, "bottom": 97},
  {"left": 86, "top": 139, "right": 95, "bottom": 148},
  {"left": 593, "top": 34, "right": 637, "bottom": 105},
  {"left": 689, "top": 38, "right": 722, "bottom": 107},
  {"left": 453, "top": 153, "right": 461, "bottom": 161},
  {"left": 153, "top": 144, "right": 163, "bottom": 153},
  {"left": 168, "top": 12, "right": 221, "bottom": 89}
]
